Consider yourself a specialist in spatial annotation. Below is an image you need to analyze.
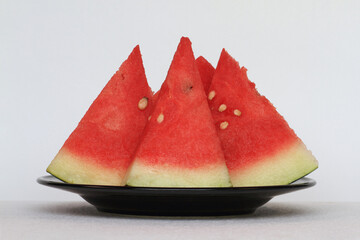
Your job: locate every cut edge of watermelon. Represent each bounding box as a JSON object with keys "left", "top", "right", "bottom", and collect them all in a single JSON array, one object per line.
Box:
[
  {"left": 229, "top": 141, "right": 318, "bottom": 187},
  {"left": 195, "top": 56, "right": 215, "bottom": 93},
  {"left": 127, "top": 158, "right": 232, "bottom": 187},
  {"left": 47, "top": 148, "right": 125, "bottom": 185}
]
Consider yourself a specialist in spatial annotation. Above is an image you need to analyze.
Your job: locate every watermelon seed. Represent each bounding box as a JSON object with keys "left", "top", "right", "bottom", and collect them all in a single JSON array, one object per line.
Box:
[
  {"left": 184, "top": 85, "right": 193, "bottom": 93},
  {"left": 234, "top": 109, "right": 241, "bottom": 116},
  {"left": 220, "top": 121, "right": 229, "bottom": 130},
  {"left": 148, "top": 116, "right": 151, "bottom": 121},
  {"left": 208, "top": 91, "right": 216, "bottom": 100},
  {"left": 182, "top": 82, "right": 194, "bottom": 93},
  {"left": 138, "top": 97, "right": 148, "bottom": 110},
  {"left": 218, "top": 104, "right": 227, "bottom": 112},
  {"left": 157, "top": 113, "right": 164, "bottom": 123}
]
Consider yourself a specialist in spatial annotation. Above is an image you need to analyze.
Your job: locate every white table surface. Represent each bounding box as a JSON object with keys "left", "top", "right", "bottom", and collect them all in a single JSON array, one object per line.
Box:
[{"left": 1, "top": 201, "right": 359, "bottom": 240}]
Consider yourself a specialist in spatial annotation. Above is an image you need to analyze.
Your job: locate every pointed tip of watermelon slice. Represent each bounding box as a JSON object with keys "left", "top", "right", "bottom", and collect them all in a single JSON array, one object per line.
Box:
[
  {"left": 215, "top": 49, "right": 242, "bottom": 80},
  {"left": 196, "top": 56, "right": 215, "bottom": 93},
  {"left": 159, "top": 36, "right": 203, "bottom": 95},
  {"left": 214, "top": 49, "right": 255, "bottom": 92},
  {"left": 220, "top": 48, "right": 229, "bottom": 58},
  {"left": 219, "top": 49, "right": 248, "bottom": 72},
  {"left": 177, "top": 37, "right": 192, "bottom": 54},
  {"left": 195, "top": 56, "right": 206, "bottom": 62},
  {"left": 114, "top": 44, "right": 149, "bottom": 89},
  {"left": 173, "top": 37, "right": 194, "bottom": 62},
  {"left": 126, "top": 45, "right": 142, "bottom": 63},
  {"left": 219, "top": 49, "right": 239, "bottom": 67},
  {"left": 133, "top": 44, "right": 140, "bottom": 51},
  {"left": 180, "top": 36, "right": 191, "bottom": 44},
  {"left": 196, "top": 56, "right": 213, "bottom": 68}
]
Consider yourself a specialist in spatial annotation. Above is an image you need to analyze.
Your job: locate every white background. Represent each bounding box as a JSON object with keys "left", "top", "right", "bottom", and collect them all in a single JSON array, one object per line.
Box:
[{"left": 1, "top": 0, "right": 359, "bottom": 202}]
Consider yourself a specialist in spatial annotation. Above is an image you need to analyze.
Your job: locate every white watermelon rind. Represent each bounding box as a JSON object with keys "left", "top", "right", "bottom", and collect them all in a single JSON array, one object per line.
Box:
[
  {"left": 228, "top": 141, "right": 318, "bottom": 187},
  {"left": 47, "top": 148, "right": 125, "bottom": 186},
  {"left": 126, "top": 158, "right": 232, "bottom": 188}
]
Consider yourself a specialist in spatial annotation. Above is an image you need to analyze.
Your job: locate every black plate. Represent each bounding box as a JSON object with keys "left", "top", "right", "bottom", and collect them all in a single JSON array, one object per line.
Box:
[{"left": 37, "top": 175, "right": 315, "bottom": 216}]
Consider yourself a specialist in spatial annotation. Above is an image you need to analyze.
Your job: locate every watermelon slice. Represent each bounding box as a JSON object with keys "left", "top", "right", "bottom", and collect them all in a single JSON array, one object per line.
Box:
[
  {"left": 196, "top": 56, "right": 215, "bottom": 93},
  {"left": 47, "top": 46, "right": 153, "bottom": 185},
  {"left": 208, "top": 49, "right": 318, "bottom": 186},
  {"left": 126, "top": 38, "right": 232, "bottom": 187}
]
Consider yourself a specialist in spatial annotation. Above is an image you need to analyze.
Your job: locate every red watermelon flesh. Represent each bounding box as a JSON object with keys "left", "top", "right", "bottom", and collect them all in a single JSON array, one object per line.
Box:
[
  {"left": 208, "top": 49, "right": 318, "bottom": 186},
  {"left": 126, "top": 38, "right": 231, "bottom": 187},
  {"left": 47, "top": 46, "right": 153, "bottom": 185},
  {"left": 196, "top": 56, "right": 215, "bottom": 93},
  {"left": 148, "top": 56, "right": 214, "bottom": 107}
]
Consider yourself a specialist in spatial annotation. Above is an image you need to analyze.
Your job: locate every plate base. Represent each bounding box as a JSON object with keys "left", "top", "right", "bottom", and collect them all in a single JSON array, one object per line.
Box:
[{"left": 83, "top": 195, "right": 271, "bottom": 216}]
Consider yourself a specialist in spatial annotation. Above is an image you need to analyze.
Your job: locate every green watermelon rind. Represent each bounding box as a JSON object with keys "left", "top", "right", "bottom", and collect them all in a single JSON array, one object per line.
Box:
[
  {"left": 127, "top": 158, "right": 232, "bottom": 188},
  {"left": 228, "top": 142, "right": 318, "bottom": 187},
  {"left": 47, "top": 149, "right": 126, "bottom": 185}
]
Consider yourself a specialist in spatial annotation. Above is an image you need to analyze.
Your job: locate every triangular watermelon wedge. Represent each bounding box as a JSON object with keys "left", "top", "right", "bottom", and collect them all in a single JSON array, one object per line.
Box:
[
  {"left": 126, "top": 38, "right": 231, "bottom": 187},
  {"left": 196, "top": 56, "right": 215, "bottom": 94},
  {"left": 47, "top": 46, "right": 154, "bottom": 185},
  {"left": 208, "top": 49, "right": 318, "bottom": 186}
]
